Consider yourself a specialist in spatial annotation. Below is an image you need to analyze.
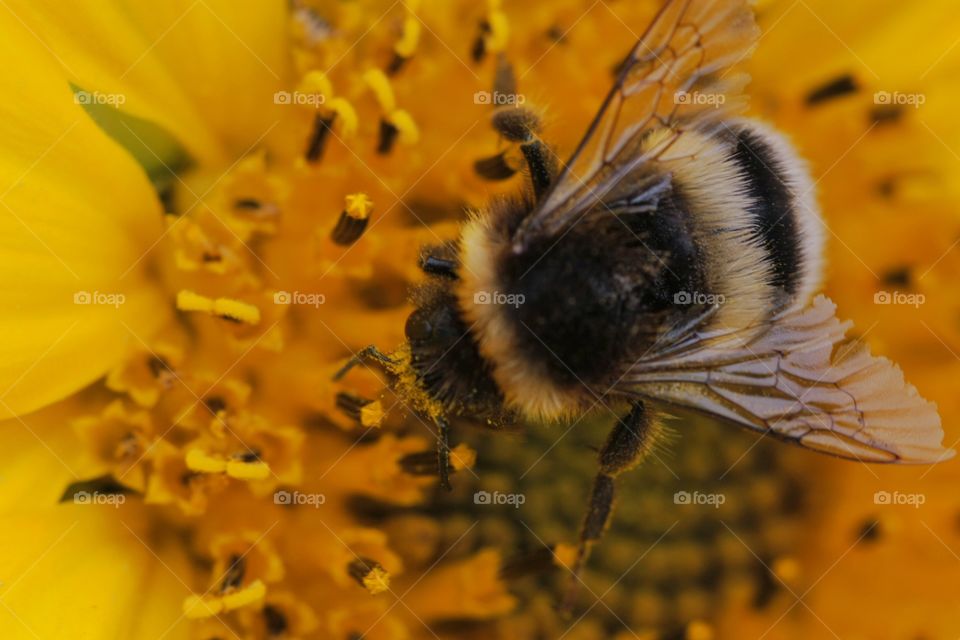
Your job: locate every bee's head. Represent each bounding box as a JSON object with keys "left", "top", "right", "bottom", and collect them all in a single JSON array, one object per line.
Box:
[{"left": 404, "top": 283, "right": 507, "bottom": 420}]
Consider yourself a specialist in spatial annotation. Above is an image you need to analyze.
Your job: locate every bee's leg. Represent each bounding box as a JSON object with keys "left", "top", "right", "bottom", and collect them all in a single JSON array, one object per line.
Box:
[
  {"left": 434, "top": 414, "right": 453, "bottom": 491},
  {"left": 332, "top": 345, "right": 397, "bottom": 381},
  {"left": 519, "top": 139, "right": 556, "bottom": 200},
  {"left": 561, "top": 401, "right": 657, "bottom": 614}
]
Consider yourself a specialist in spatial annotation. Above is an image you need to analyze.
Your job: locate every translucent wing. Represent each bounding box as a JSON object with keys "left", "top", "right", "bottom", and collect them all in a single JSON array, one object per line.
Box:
[
  {"left": 619, "top": 296, "right": 954, "bottom": 464},
  {"left": 513, "top": 0, "right": 760, "bottom": 249}
]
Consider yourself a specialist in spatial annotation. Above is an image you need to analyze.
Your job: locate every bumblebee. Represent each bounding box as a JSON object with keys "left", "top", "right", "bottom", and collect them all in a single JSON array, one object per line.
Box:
[{"left": 336, "top": 0, "right": 953, "bottom": 607}]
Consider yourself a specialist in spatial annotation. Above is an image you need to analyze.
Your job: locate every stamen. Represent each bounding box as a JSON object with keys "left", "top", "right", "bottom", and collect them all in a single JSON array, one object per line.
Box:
[
  {"left": 377, "top": 120, "right": 399, "bottom": 155},
  {"left": 221, "top": 579, "right": 267, "bottom": 610},
  {"left": 347, "top": 558, "right": 391, "bottom": 595},
  {"left": 328, "top": 98, "right": 358, "bottom": 136},
  {"left": 331, "top": 193, "right": 373, "bottom": 245},
  {"left": 378, "top": 109, "right": 419, "bottom": 155},
  {"left": 306, "top": 114, "right": 335, "bottom": 163},
  {"left": 186, "top": 449, "right": 228, "bottom": 473},
  {"left": 365, "top": 70, "right": 418, "bottom": 154},
  {"left": 364, "top": 69, "right": 396, "bottom": 113},
  {"left": 399, "top": 443, "right": 473, "bottom": 475},
  {"left": 225, "top": 458, "right": 271, "bottom": 480},
  {"left": 471, "top": 21, "right": 491, "bottom": 62},
  {"left": 399, "top": 450, "right": 443, "bottom": 476},
  {"left": 185, "top": 448, "right": 272, "bottom": 480},
  {"left": 389, "top": 1, "right": 421, "bottom": 74},
  {"left": 221, "top": 554, "right": 246, "bottom": 592},
  {"left": 182, "top": 595, "right": 224, "bottom": 619},
  {"left": 474, "top": 150, "right": 518, "bottom": 180},
  {"left": 177, "top": 290, "right": 261, "bottom": 325},
  {"left": 334, "top": 392, "right": 385, "bottom": 427},
  {"left": 147, "top": 355, "right": 176, "bottom": 389},
  {"left": 263, "top": 605, "right": 288, "bottom": 635}
]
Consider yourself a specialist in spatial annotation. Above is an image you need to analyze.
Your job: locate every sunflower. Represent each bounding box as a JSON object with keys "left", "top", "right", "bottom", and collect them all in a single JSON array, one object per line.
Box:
[{"left": 0, "top": 1, "right": 957, "bottom": 639}]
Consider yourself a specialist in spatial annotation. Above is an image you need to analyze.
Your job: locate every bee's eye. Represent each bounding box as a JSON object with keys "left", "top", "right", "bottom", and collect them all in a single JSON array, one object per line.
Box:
[{"left": 404, "top": 309, "right": 434, "bottom": 342}]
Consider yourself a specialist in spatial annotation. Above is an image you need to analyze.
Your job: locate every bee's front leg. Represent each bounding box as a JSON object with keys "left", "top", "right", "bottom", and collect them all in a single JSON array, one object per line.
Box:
[
  {"left": 561, "top": 400, "right": 660, "bottom": 614},
  {"left": 332, "top": 345, "right": 397, "bottom": 381}
]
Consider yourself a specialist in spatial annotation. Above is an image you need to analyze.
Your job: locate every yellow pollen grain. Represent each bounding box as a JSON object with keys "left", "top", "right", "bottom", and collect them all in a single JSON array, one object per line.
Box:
[
  {"left": 182, "top": 594, "right": 224, "bottom": 619},
  {"left": 176, "top": 290, "right": 261, "bottom": 325},
  {"left": 387, "top": 109, "right": 419, "bottom": 145},
  {"left": 449, "top": 443, "right": 476, "bottom": 471},
  {"left": 221, "top": 579, "right": 267, "bottom": 611},
  {"left": 553, "top": 542, "right": 578, "bottom": 571},
  {"left": 363, "top": 68, "right": 396, "bottom": 112},
  {"left": 359, "top": 400, "right": 385, "bottom": 427},
  {"left": 362, "top": 567, "right": 391, "bottom": 595},
  {"left": 328, "top": 97, "right": 358, "bottom": 137},
  {"left": 185, "top": 449, "right": 228, "bottom": 473},
  {"left": 225, "top": 459, "right": 272, "bottom": 480},
  {"left": 773, "top": 555, "right": 801, "bottom": 583},
  {"left": 344, "top": 193, "right": 374, "bottom": 220}
]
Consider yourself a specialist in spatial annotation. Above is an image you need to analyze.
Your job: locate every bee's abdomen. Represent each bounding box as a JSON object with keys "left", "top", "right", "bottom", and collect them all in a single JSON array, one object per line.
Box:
[{"left": 725, "top": 120, "right": 823, "bottom": 308}]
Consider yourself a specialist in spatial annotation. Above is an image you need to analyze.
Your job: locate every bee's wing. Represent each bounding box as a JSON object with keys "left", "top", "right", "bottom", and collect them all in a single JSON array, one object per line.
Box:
[
  {"left": 620, "top": 296, "right": 954, "bottom": 464},
  {"left": 513, "top": 0, "right": 759, "bottom": 248}
]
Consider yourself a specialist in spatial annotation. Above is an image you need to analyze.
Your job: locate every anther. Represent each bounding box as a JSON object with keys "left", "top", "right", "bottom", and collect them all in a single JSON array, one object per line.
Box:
[
  {"left": 306, "top": 114, "right": 335, "bottom": 163},
  {"left": 474, "top": 150, "right": 518, "bottom": 181},
  {"left": 331, "top": 193, "right": 373, "bottom": 245},
  {"left": 377, "top": 109, "right": 418, "bottom": 155},
  {"left": 263, "top": 605, "right": 288, "bottom": 636},
  {"left": 148, "top": 356, "right": 176, "bottom": 389},
  {"left": 399, "top": 450, "right": 446, "bottom": 476},
  {"left": 176, "top": 290, "right": 261, "bottom": 325},
  {"left": 220, "top": 554, "right": 246, "bottom": 593},
  {"left": 347, "top": 558, "right": 391, "bottom": 595}
]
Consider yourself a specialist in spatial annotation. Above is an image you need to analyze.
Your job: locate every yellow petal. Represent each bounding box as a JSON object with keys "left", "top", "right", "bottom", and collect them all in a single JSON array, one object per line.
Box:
[
  {"left": 2, "top": 0, "right": 290, "bottom": 164},
  {"left": 0, "top": 12, "right": 167, "bottom": 418},
  {"left": 0, "top": 506, "right": 191, "bottom": 639}
]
